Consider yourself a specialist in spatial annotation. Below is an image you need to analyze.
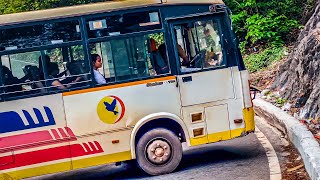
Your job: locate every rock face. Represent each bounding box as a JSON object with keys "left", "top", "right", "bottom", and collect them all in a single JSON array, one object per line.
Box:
[{"left": 272, "top": 1, "right": 320, "bottom": 119}]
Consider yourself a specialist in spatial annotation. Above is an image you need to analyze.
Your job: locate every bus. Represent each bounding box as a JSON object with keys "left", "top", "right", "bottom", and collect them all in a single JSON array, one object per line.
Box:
[{"left": 0, "top": 0, "right": 255, "bottom": 179}]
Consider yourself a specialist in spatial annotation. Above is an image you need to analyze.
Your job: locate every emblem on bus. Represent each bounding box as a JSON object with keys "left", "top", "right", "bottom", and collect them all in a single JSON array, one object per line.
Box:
[{"left": 97, "top": 96, "right": 125, "bottom": 124}]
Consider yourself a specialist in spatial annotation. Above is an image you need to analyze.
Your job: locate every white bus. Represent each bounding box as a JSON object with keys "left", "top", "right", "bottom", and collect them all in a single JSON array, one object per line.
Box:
[{"left": 0, "top": 0, "right": 254, "bottom": 179}]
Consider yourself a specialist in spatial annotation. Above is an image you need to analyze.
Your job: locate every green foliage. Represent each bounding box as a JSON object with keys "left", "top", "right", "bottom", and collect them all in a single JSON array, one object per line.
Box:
[
  {"left": 224, "top": 0, "right": 305, "bottom": 48},
  {"left": 244, "top": 46, "right": 287, "bottom": 73},
  {"left": 245, "top": 12, "right": 299, "bottom": 46},
  {"left": 276, "top": 98, "right": 287, "bottom": 106},
  {"left": 149, "top": 33, "right": 165, "bottom": 47},
  {"left": 0, "top": 0, "right": 110, "bottom": 15}
]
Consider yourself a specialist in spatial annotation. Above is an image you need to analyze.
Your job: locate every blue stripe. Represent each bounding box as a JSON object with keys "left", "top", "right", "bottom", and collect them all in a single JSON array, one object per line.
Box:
[
  {"left": 33, "top": 108, "right": 45, "bottom": 123},
  {"left": 0, "top": 107, "right": 56, "bottom": 134},
  {"left": 22, "top": 110, "right": 34, "bottom": 125},
  {"left": 44, "top": 106, "right": 55, "bottom": 123}
]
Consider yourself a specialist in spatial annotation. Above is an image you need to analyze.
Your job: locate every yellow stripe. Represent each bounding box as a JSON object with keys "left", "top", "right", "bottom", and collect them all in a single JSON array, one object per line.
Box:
[
  {"left": 190, "top": 136, "right": 208, "bottom": 146},
  {"left": 63, "top": 76, "right": 175, "bottom": 96},
  {"left": 1, "top": 151, "right": 131, "bottom": 180},
  {"left": 230, "top": 128, "right": 245, "bottom": 138},
  {"left": 72, "top": 151, "right": 131, "bottom": 169},
  {"left": 1, "top": 161, "right": 71, "bottom": 180},
  {"left": 243, "top": 107, "right": 255, "bottom": 132},
  {"left": 190, "top": 128, "right": 246, "bottom": 146},
  {"left": 208, "top": 130, "right": 231, "bottom": 142}
]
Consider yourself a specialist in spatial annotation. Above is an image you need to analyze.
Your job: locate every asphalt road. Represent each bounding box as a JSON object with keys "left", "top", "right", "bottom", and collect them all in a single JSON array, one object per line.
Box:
[{"left": 32, "top": 120, "right": 275, "bottom": 180}]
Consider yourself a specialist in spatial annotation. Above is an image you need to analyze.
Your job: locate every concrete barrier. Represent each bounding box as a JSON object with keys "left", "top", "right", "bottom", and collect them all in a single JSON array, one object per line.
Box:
[{"left": 253, "top": 98, "right": 320, "bottom": 180}]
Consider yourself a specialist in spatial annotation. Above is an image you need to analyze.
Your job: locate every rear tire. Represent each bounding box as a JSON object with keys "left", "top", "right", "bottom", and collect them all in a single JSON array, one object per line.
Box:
[{"left": 136, "top": 128, "right": 182, "bottom": 175}]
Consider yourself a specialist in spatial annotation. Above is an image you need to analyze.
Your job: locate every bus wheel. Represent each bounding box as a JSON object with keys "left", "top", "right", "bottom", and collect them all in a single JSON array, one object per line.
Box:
[{"left": 136, "top": 128, "right": 182, "bottom": 175}]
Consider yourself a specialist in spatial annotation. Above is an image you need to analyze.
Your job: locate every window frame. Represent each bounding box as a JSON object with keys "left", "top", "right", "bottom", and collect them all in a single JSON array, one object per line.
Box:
[
  {"left": 0, "top": 8, "right": 172, "bottom": 102},
  {"left": 0, "top": 17, "right": 83, "bottom": 54},
  {"left": 87, "top": 28, "right": 172, "bottom": 87},
  {"left": 0, "top": 42, "right": 92, "bottom": 101},
  {"left": 85, "top": 10, "right": 163, "bottom": 39},
  {"left": 167, "top": 14, "right": 228, "bottom": 75}
]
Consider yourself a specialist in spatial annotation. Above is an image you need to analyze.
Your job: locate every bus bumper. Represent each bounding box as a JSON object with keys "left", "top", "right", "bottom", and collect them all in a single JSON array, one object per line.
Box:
[{"left": 243, "top": 107, "right": 255, "bottom": 133}]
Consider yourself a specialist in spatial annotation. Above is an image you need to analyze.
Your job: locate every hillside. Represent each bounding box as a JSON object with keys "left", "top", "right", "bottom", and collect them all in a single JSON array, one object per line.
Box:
[{"left": 271, "top": 1, "right": 320, "bottom": 120}]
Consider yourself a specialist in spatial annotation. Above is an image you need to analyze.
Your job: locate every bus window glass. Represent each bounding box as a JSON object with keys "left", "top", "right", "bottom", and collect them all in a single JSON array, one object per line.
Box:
[
  {"left": 43, "top": 45, "right": 90, "bottom": 92},
  {"left": 87, "top": 11, "right": 162, "bottom": 38},
  {"left": 173, "top": 19, "right": 225, "bottom": 72},
  {"left": 0, "top": 20, "right": 81, "bottom": 51},
  {"left": 90, "top": 32, "right": 168, "bottom": 84},
  {"left": 1, "top": 51, "right": 44, "bottom": 97},
  {"left": 0, "top": 45, "right": 90, "bottom": 99}
]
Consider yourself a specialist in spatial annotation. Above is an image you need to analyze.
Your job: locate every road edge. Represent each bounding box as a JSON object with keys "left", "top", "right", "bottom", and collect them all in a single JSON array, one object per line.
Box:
[
  {"left": 253, "top": 98, "right": 320, "bottom": 180},
  {"left": 255, "top": 126, "right": 281, "bottom": 180}
]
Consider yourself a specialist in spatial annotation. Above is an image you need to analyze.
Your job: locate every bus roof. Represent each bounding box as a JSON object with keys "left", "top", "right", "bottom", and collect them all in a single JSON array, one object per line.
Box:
[{"left": 0, "top": 0, "right": 224, "bottom": 26}]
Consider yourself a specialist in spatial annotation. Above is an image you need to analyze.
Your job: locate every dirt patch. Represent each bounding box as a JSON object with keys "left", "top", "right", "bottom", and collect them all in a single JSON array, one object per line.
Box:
[
  {"left": 281, "top": 143, "right": 310, "bottom": 180},
  {"left": 250, "top": 59, "right": 286, "bottom": 90}
]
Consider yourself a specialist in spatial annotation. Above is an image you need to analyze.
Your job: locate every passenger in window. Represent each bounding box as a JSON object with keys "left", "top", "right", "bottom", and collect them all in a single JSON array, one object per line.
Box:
[
  {"left": 23, "top": 65, "right": 46, "bottom": 93},
  {"left": 91, "top": 54, "right": 106, "bottom": 84},
  {"left": 177, "top": 44, "right": 190, "bottom": 66},
  {"left": 149, "top": 39, "right": 169, "bottom": 75},
  {"left": 47, "top": 62, "right": 67, "bottom": 89},
  {"left": 1, "top": 66, "right": 23, "bottom": 94},
  {"left": 1, "top": 65, "right": 37, "bottom": 95},
  {"left": 39, "top": 55, "right": 81, "bottom": 90},
  {"left": 39, "top": 55, "right": 68, "bottom": 80},
  {"left": 158, "top": 43, "right": 189, "bottom": 70}
]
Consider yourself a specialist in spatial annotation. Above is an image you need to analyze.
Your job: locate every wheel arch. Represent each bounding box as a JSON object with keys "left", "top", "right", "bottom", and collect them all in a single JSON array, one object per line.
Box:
[{"left": 130, "top": 112, "right": 190, "bottom": 159}]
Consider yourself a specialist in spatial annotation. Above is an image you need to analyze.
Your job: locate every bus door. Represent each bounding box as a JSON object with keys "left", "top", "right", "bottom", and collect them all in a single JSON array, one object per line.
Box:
[{"left": 168, "top": 15, "right": 234, "bottom": 144}]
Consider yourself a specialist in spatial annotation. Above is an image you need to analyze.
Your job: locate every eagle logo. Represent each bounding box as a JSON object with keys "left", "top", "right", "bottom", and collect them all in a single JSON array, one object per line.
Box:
[{"left": 97, "top": 96, "right": 125, "bottom": 124}]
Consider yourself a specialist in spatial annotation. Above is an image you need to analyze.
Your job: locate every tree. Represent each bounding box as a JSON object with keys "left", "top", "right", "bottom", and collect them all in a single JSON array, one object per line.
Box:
[
  {"left": 223, "top": 0, "right": 314, "bottom": 49},
  {"left": 0, "top": 0, "right": 110, "bottom": 15},
  {"left": 272, "top": 1, "right": 320, "bottom": 119}
]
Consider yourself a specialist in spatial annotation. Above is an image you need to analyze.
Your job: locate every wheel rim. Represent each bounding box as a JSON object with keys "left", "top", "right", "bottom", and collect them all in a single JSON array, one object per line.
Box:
[{"left": 146, "top": 139, "right": 172, "bottom": 165}]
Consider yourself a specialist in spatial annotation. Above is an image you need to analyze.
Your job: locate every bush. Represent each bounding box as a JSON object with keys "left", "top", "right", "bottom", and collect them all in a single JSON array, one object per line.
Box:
[
  {"left": 244, "top": 46, "right": 287, "bottom": 73},
  {"left": 224, "top": 0, "right": 305, "bottom": 48}
]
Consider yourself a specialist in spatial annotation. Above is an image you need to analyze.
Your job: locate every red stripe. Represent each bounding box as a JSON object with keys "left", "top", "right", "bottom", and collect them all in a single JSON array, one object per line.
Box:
[
  {"left": 58, "top": 128, "right": 68, "bottom": 138},
  {"left": 70, "top": 143, "right": 104, "bottom": 157},
  {"left": 0, "top": 142, "right": 104, "bottom": 171},
  {"left": 0, "top": 145, "right": 70, "bottom": 170},
  {"left": 0, "top": 131, "right": 52, "bottom": 149},
  {"left": 94, "top": 141, "right": 103, "bottom": 150},
  {"left": 88, "top": 142, "right": 95, "bottom": 150},
  {"left": 0, "top": 127, "right": 77, "bottom": 153},
  {"left": 0, "top": 154, "right": 14, "bottom": 166},
  {"left": 65, "top": 127, "right": 76, "bottom": 137},
  {"left": 51, "top": 129, "right": 61, "bottom": 139}
]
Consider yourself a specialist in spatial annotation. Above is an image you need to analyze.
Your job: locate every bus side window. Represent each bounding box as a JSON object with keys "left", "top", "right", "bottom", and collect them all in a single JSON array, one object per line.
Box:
[
  {"left": 149, "top": 39, "right": 169, "bottom": 75},
  {"left": 43, "top": 46, "right": 90, "bottom": 91},
  {"left": 173, "top": 19, "right": 225, "bottom": 72},
  {"left": 1, "top": 52, "right": 44, "bottom": 98},
  {"left": 198, "top": 21, "right": 224, "bottom": 68},
  {"left": 89, "top": 32, "right": 169, "bottom": 84}
]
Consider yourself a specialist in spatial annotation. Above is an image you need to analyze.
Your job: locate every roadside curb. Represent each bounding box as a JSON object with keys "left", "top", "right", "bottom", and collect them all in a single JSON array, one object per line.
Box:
[{"left": 253, "top": 98, "right": 320, "bottom": 180}]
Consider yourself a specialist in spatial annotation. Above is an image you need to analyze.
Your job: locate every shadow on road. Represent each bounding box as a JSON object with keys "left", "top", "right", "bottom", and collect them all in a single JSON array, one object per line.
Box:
[{"left": 39, "top": 136, "right": 261, "bottom": 180}]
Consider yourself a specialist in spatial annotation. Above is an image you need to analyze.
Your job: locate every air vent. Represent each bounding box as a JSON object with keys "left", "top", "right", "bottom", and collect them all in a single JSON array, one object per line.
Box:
[
  {"left": 191, "top": 112, "right": 203, "bottom": 123},
  {"left": 193, "top": 128, "right": 204, "bottom": 137}
]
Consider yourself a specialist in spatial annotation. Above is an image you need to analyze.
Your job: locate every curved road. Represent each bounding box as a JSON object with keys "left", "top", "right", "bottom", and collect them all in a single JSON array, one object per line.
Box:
[{"left": 32, "top": 119, "right": 278, "bottom": 180}]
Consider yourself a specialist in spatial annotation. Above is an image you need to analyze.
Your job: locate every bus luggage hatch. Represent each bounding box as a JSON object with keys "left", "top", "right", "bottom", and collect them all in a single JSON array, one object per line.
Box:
[{"left": 205, "top": 104, "right": 231, "bottom": 143}]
